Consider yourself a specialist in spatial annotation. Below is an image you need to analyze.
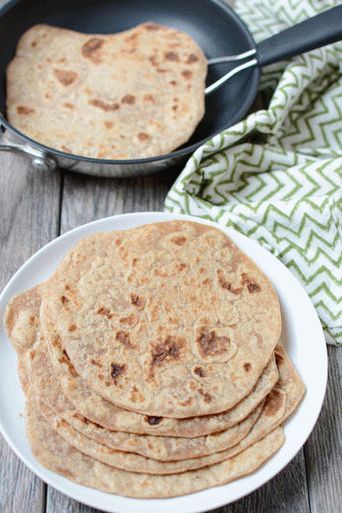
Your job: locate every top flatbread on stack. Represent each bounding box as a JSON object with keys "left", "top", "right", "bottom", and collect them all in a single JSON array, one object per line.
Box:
[
  {"left": 41, "top": 221, "right": 281, "bottom": 418},
  {"left": 4, "top": 220, "right": 305, "bottom": 498},
  {"left": 6, "top": 23, "right": 207, "bottom": 159}
]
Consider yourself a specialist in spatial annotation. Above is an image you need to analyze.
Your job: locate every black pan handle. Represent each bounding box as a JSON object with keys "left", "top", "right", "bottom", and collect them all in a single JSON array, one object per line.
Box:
[{"left": 256, "top": 6, "right": 342, "bottom": 67}]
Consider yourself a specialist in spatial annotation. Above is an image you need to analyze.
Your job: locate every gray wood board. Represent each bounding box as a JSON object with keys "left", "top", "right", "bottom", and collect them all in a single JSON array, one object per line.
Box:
[{"left": 0, "top": 151, "right": 61, "bottom": 513}]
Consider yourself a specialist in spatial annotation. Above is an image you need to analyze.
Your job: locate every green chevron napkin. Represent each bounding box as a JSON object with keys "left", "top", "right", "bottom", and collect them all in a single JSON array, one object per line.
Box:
[{"left": 165, "top": 0, "right": 342, "bottom": 345}]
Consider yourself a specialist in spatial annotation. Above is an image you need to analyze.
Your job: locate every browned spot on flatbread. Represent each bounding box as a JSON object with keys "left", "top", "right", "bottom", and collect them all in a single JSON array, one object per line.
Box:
[
  {"left": 110, "top": 363, "right": 125, "bottom": 380},
  {"left": 172, "top": 105, "right": 178, "bottom": 112},
  {"left": 90, "top": 358, "right": 102, "bottom": 367},
  {"left": 182, "top": 69, "right": 193, "bottom": 79},
  {"left": 68, "top": 324, "right": 77, "bottom": 332},
  {"left": 82, "top": 37, "right": 104, "bottom": 63},
  {"left": 275, "top": 351, "right": 284, "bottom": 367},
  {"left": 53, "top": 69, "right": 78, "bottom": 86},
  {"left": 172, "top": 235, "right": 186, "bottom": 245},
  {"left": 119, "top": 314, "right": 136, "bottom": 326},
  {"left": 60, "top": 295, "right": 69, "bottom": 305},
  {"left": 176, "top": 262, "right": 187, "bottom": 271},
  {"left": 31, "top": 41, "right": 37, "bottom": 48},
  {"left": 29, "top": 315, "right": 37, "bottom": 326},
  {"left": 130, "top": 293, "right": 145, "bottom": 309},
  {"left": 197, "top": 328, "right": 230, "bottom": 358},
  {"left": 29, "top": 349, "right": 36, "bottom": 361},
  {"left": 58, "top": 346, "right": 78, "bottom": 378},
  {"left": 61, "top": 145, "right": 71, "bottom": 153},
  {"left": 241, "top": 273, "right": 261, "bottom": 293},
  {"left": 244, "top": 362, "right": 252, "bottom": 372},
  {"left": 194, "top": 366, "right": 206, "bottom": 377},
  {"left": 198, "top": 388, "right": 212, "bottom": 402},
  {"left": 89, "top": 99, "right": 120, "bottom": 111},
  {"left": 165, "top": 51, "right": 179, "bottom": 62},
  {"left": 73, "top": 413, "right": 104, "bottom": 429},
  {"left": 217, "top": 270, "right": 242, "bottom": 295},
  {"left": 149, "top": 55, "right": 158, "bottom": 66},
  {"left": 125, "top": 33, "right": 138, "bottom": 43},
  {"left": 263, "top": 389, "right": 283, "bottom": 416},
  {"left": 145, "top": 415, "right": 162, "bottom": 425},
  {"left": 138, "top": 132, "right": 150, "bottom": 142},
  {"left": 170, "top": 80, "right": 177, "bottom": 86},
  {"left": 17, "top": 105, "right": 35, "bottom": 115},
  {"left": 143, "top": 94, "right": 155, "bottom": 103},
  {"left": 116, "top": 330, "right": 132, "bottom": 349},
  {"left": 104, "top": 121, "right": 113, "bottom": 129},
  {"left": 187, "top": 53, "right": 199, "bottom": 64},
  {"left": 156, "top": 68, "right": 168, "bottom": 73},
  {"left": 56, "top": 468, "right": 75, "bottom": 480},
  {"left": 97, "top": 307, "right": 113, "bottom": 319},
  {"left": 121, "top": 95, "right": 136, "bottom": 105},
  {"left": 151, "top": 336, "right": 182, "bottom": 366},
  {"left": 180, "top": 397, "right": 193, "bottom": 406},
  {"left": 144, "top": 23, "right": 161, "bottom": 31},
  {"left": 130, "top": 384, "right": 144, "bottom": 403},
  {"left": 63, "top": 102, "right": 74, "bottom": 109}
]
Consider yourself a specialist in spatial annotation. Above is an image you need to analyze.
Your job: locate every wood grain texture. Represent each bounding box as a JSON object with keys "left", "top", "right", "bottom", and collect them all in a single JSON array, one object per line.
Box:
[
  {"left": 304, "top": 346, "right": 342, "bottom": 513},
  {"left": 46, "top": 488, "right": 102, "bottom": 513},
  {"left": 213, "top": 452, "right": 310, "bottom": 513},
  {"left": 59, "top": 171, "right": 177, "bottom": 232},
  {"left": 0, "top": 149, "right": 61, "bottom": 513}
]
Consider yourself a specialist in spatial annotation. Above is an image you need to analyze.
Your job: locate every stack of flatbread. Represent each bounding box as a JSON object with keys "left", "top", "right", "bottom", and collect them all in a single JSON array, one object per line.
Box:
[
  {"left": 5, "top": 221, "right": 305, "bottom": 498},
  {"left": 7, "top": 23, "right": 207, "bottom": 159}
]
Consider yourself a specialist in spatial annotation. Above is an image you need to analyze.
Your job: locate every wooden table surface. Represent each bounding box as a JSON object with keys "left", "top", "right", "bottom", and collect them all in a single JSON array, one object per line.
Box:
[{"left": 0, "top": 2, "right": 341, "bottom": 512}]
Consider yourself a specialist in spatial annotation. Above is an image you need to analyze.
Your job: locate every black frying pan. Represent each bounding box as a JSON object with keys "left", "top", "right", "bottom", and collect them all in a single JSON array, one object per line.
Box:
[{"left": 0, "top": 0, "right": 341, "bottom": 177}]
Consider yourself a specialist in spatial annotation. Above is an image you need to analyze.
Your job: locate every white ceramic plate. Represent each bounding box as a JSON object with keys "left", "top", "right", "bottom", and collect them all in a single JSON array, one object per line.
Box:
[{"left": 0, "top": 212, "right": 327, "bottom": 513}]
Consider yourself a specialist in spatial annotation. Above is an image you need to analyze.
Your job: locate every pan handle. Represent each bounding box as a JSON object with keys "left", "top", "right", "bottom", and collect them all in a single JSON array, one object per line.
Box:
[
  {"left": 257, "top": 5, "right": 342, "bottom": 67},
  {"left": 0, "top": 123, "right": 56, "bottom": 171}
]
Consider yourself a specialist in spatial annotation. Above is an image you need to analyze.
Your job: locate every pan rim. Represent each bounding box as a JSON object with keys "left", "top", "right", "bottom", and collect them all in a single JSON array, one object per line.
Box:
[{"left": 0, "top": 0, "right": 260, "bottom": 165}]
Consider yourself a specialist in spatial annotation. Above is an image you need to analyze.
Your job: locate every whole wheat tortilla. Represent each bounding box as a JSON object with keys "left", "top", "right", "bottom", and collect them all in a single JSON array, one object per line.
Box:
[
  {"left": 26, "top": 390, "right": 285, "bottom": 498},
  {"left": 26, "top": 339, "right": 302, "bottom": 468},
  {"left": 50, "top": 332, "right": 278, "bottom": 436},
  {"left": 30, "top": 340, "right": 302, "bottom": 467},
  {"left": 7, "top": 23, "right": 207, "bottom": 159},
  {"left": 6, "top": 285, "right": 278, "bottom": 437},
  {"left": 27, "top": 334, "right": 263, "bottom": 461},
  {"left": 41, "top": 221, "right": 281, "bottom": 418},
  {"left": 37, "top": 390, "right": 281, "bottom": 475},
  {"left": 30, "top": 343, "right": 302, "bottom": 477}
]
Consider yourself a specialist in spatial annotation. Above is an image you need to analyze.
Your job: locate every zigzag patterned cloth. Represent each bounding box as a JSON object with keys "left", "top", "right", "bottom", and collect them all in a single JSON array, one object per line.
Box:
[{"left": 165, "top": 0, "right": 342, "bottom": 345}]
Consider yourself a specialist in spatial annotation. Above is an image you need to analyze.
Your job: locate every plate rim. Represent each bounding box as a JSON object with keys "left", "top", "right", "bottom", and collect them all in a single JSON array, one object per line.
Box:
[{"left": 0, "top": 211, "right": 328, "bottom": 513}]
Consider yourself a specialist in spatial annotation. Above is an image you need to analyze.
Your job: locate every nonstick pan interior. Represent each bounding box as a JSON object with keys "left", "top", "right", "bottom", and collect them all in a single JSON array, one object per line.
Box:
[{"left": 0, "top": 0, "right": 259, "bottom": 155}]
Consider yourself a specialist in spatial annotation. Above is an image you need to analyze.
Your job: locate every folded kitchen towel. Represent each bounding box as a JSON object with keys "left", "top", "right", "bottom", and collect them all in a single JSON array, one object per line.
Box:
[{"left": 165, "top": 0, "right": 342, "bottom": 345}]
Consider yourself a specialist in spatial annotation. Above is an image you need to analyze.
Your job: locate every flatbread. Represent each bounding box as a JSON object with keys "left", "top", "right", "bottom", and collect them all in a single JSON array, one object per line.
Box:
[
  {"left": 41, "top": 221, "right": 281, "bottom": 417},
  {"left": 27, "top": 335, "right": 263, "bottom": 461},
  {"left": 37, "top": 391, "right": 281, "bottom": 474},
  {"left": 26, "top": 391, "right": 285, "bottom": 498},
  {"left": 6, "top": 284, "right": 278, "bottom": 437},
  {"left": 7, "top": 23, "right": 207, "bottom": 159}
]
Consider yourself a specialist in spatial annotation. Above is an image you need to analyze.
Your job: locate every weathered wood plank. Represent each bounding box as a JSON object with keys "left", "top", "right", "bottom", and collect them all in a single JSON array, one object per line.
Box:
[
  {"left": 46, "top": 488, "right": 102, "bottom": 513},
  {"left": 59, "top": 171, "right": 177, "bottom": 232},
  {"left": 213, "top": 451, "right": 310, "bottom": 513},
  {"left": 0, "top": 150, "right": 61, "bottom": 513},
  {"left": 304, "top": 346, "right": 342, "bottom": 513}
]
